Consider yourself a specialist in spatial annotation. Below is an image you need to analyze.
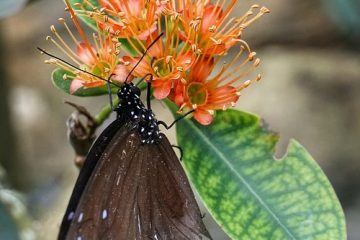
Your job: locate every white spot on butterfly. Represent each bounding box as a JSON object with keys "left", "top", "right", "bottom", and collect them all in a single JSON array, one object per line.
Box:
[
  {"left": 116, "top": 175, "right": 121, "bottom": 186},
  {"left": 77, "top": 236, "right": 82, "bottom": 240},
  {"left": 67, "top": 211, "right": 75, "bottom": 221},
  {"left": 128, "top": 102, "right": 131, "bottom": 105},
  {"left": 131, "top": 111, "right": 134, "bottom": 115},
  {"left": 102, "top": 209, "right": 108, "bottom": 219},
  {"left": 141, "top": 127, "right": 144, "bottom": 132},
  {"left": 78, "top": 213, "right": 84, "bottom": 223}
]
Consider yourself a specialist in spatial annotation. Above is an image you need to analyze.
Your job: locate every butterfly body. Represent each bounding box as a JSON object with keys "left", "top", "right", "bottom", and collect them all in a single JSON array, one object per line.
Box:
[
  {"left": 115, "top": 84, "right": 161, "bottom": 144},
  {"left": 58, "top": 83, "right": 211, "bottom": 240}
]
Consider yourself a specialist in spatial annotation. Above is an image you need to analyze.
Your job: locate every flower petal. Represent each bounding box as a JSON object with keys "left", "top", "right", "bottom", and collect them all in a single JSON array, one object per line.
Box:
[
  {"left": 122, "top": 56, "right": 153, "bottom": 78},
  {"left": 193, "top": 109, "right": 214, "bottom": 125},
  {"left": 82, "top": 81, "right": 104, "bottom": 88},
  {"left": 173, "top": 80, "right": 185, "bottom": 106},
  {"left": 76, "top": 42, "right": 96, "bottom": 65},
  {"left": 111, "top": 64, "right": 132, "bottom": 83},
  {"left": 177, "top": 52, "right": 195, "bottom": 70},
  {"left": 69, "top": 79, "right": 84, "bottom": 94},
  {"left": 138, "top": 24, "right": 158, "bottom": 41},
  {"left": 189, "top": 57, "right": 214, "bottom": 83},
  {"left": 201, "top": 4, "right": 223, "bottom": 34},
  {"left": 152, "top": 79, "right": 172, "bottom": 99}
]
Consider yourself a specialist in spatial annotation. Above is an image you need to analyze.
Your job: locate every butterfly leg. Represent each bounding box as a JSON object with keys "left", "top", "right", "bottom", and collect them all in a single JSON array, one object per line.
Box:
[
  {"left": 106, "top": 73, "right": 117, "bottom": 110},
  {"left": 146, "top": 74, "right": 154, "bottom": 110},
  {"left": 157, "top": 109, "right": 195, "bottom": 130},
  {"left": 171, "top": 145, "right": 184, "bottom": 161}
]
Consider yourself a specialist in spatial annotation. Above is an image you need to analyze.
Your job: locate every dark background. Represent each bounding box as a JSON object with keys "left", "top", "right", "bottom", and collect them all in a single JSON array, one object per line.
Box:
[{"left": 0, "top": 0, "right": 359, "bottom": 239}]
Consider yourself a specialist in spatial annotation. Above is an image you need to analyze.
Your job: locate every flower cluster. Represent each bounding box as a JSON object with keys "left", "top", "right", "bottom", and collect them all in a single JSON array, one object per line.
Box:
[{"left": 45, "top": 0, "right": 268, "bottom": 125}]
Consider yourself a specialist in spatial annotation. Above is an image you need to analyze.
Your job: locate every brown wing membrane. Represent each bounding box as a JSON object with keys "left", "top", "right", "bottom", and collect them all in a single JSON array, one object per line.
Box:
[{"left": 63, "top": 129, "right": 211, "bottom": 240}]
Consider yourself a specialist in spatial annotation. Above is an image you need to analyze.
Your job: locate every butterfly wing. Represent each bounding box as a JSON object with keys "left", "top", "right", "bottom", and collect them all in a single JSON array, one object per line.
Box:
[
  {"left": 61, "top": 127, "right": 211, "bottom": 240},
  {"left": 58, "top": 118, "right": 127, "bottom": 240}
]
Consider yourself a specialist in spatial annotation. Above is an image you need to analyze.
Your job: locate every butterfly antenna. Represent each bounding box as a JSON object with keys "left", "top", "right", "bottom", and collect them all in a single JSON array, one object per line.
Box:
[
  {"left": 37, "top": 47, "right": 121, "bottom": 88},
  {"left": 125, "top": 33, "right": 163, "bottom": 83}
]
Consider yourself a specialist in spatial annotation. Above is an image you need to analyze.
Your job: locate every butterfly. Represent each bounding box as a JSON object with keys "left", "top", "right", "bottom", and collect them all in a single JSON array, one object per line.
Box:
[{"left": 41, "top": 38, "right": 212, "bottom": 239}]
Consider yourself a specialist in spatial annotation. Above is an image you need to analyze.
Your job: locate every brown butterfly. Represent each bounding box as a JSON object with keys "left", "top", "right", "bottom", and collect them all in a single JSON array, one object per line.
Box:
[{"left": 58, "top": 81, "right": 212, "bottom": 240}]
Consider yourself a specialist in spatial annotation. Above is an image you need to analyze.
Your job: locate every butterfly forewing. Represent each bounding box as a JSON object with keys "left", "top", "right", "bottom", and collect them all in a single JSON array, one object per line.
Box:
[
  {"left": 58, "top": 118, "right": 126, "bottom": 240},
  {"left": 62, "top": 126, "right": 210, "bottom": 240}
]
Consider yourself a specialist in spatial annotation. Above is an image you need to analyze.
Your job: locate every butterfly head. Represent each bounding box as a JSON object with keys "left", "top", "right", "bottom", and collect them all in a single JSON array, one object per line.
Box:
[{"left": 117, "top": 83, "right": 141, "bottom": 100}]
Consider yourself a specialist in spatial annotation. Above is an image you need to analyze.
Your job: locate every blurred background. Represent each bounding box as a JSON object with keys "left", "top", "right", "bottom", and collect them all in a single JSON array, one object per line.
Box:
[{"left": 0, "top": 0, "right": 359, "bottom": 239}]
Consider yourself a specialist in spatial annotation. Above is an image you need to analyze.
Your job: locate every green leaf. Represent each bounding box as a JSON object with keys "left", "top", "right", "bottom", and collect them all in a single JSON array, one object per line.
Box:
[
  {"left": 118, "top": 38, "right": 140, "bottom": 56},
  {"left": 52, "top": 68, "right": 119, "bottom": 96},
  {"left": 67, "top": 0, "right": 100, "bottom": 30},
  {"left": 174, "top": 108, "right": 346, "bottom": 239}
]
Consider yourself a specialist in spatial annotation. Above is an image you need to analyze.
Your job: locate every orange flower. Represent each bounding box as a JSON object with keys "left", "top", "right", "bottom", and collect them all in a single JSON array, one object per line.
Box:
[
  {"left": 177, "top": 1, "right": 269, "bottom": 55},
  {"left": 45, "top": 0, "right": 129, "bottom": 93},
  {"left": 73, "top": 0, "right": 164, "bottom": 40},
  {"left": 172, "top": 43, "right": 261, "bottom": 125},
  {"left": 122, "top": 29, "right": 196, "bottom": 99}
]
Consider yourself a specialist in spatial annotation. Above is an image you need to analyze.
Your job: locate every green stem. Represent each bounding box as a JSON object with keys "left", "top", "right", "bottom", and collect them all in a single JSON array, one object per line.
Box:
[{"left": 94, "top": 97, "right": 119, "bottom": 125}]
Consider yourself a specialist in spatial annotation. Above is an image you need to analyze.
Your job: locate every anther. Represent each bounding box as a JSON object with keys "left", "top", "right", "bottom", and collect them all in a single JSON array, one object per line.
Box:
[
  {"left": 248, "top": 52, "right": 256, "bottom": 61},
  {"left": 118, "top": 12, "right": 126, "bottom": 18},
  {"left": 256, "top": 74, "right": 261, "bottom": 81},
  {"left": 50, "top": 25, "right": 56, "bottom": 33},
  {"left": 166, "top": 56, "right": 172, "bottom": 64},
  {"left": 176, "top": 67, "right": 184, "bottom": 72},
  {"left": 243, "top": 80, "right": 251, "bottom": 87},
  {"left": 254, "top": 58, "right": 261, "bottom": 66},
  {"left": 208, "top": 25, "right": 217, "bottom": 32},
  {"left": 260, "top": 7, "right": 270, "bottom": 14}
]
